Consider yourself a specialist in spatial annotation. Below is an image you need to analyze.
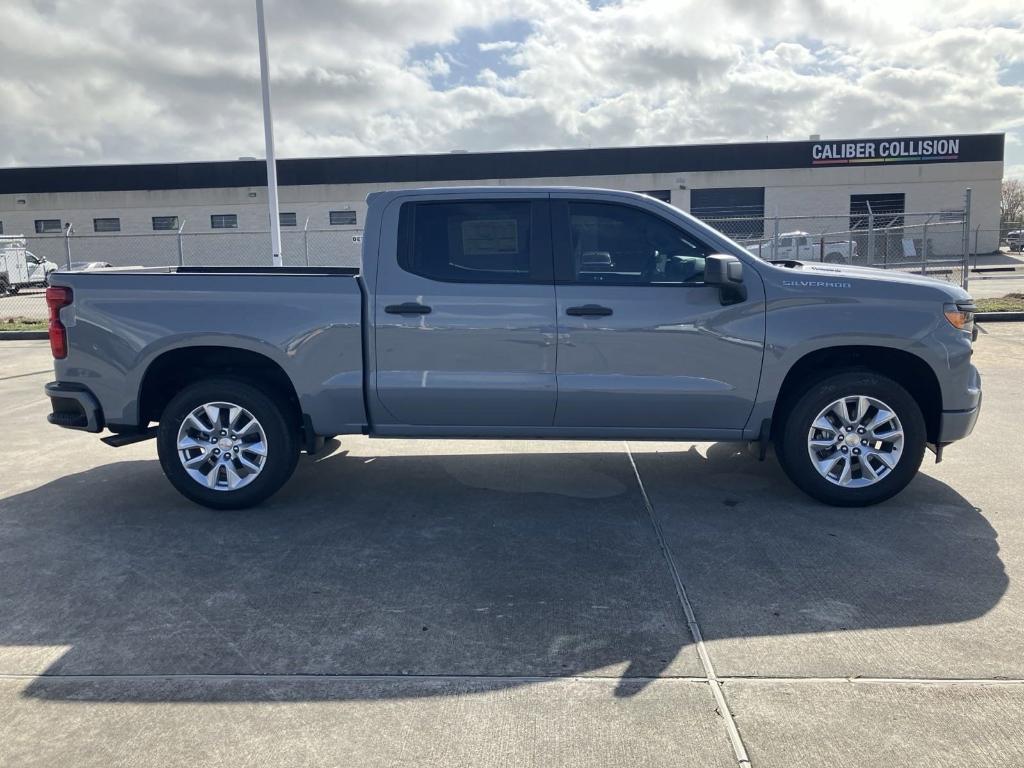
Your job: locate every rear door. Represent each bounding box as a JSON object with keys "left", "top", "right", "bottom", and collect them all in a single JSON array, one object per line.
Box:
[
  {"left": 373, "top": 195, "right": 557, "bottom": 427},
  {"left": 551, "top": 196, "right": 765, "bottom": 431}
]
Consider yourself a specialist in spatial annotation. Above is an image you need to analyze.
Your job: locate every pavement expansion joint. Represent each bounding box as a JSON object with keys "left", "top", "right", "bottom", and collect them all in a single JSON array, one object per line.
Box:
[{"left": 625, "top": 442, "right": 752, "bottom": 768}]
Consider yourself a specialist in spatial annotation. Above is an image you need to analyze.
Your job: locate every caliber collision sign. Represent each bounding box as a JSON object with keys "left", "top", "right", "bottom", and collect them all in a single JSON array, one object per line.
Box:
[{"left": 812, "top": 137, "right": 961, "bottom": 166}]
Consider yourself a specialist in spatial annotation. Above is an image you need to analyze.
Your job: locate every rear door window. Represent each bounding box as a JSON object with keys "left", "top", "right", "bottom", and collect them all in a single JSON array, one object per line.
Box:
[{"left": 398, "top": 200, "right": 550, "bottom": 284}]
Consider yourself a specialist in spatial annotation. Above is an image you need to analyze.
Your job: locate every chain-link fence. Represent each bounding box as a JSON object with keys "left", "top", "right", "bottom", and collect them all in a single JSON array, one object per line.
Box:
[
  {"left": 1, "top": 201, "right": 975, "bottom": 323},
  {"left": 976, "top": 220, "right": 1024, "bottom": 261},
  {"left": 1, "top": 227, "right": 364, "bottom": 321},
  {"left": 702, "top": 208, "right": 970, "bottom": 287}
]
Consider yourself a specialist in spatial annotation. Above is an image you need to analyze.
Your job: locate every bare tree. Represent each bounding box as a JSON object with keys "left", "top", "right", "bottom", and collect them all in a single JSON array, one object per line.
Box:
[{"left": 1002, "top": 178, "right": 1024, "bottom": 227}]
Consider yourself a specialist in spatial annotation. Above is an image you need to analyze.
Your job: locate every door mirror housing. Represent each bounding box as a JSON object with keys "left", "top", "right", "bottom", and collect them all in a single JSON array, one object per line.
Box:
[{"left": 704, "top": 254, "right": 746, "bottom": 304}]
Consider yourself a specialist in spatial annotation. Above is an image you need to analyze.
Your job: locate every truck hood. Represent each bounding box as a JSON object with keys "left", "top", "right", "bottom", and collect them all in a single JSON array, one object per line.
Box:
[{"left": 787, "top": 261, "right": 972, "bottom": 302}]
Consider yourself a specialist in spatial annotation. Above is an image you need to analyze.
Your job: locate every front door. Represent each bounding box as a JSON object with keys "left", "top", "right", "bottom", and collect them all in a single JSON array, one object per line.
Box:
[
  {"left": 373, "top": 196, "right": 557, "bottom": 427},
  {"left": 552, "top": 197, "right": 765, "bottom": 431}
]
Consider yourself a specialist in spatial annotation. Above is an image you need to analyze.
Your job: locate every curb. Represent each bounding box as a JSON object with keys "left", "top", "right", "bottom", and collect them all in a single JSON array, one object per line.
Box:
[
  {"left": 977, "top": 312, "right": 1024, "bottom": 323},
  {"left": 0, "top": 331, "right": 47, "bottom": 340}
]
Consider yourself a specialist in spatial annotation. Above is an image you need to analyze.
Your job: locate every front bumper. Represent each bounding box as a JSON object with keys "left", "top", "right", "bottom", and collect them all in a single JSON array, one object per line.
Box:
[
  {"left": 45, "top": 381, "right": 104, "bottom": 433},
  {"left": 937, "top": 365, "right": 981, "bottom": 443}
]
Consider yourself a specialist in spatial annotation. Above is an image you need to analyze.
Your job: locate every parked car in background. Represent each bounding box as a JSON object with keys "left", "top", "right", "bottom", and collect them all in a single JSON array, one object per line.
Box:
[
  {"left": 59, "top": 261, "right": 114, "bottom": 272},
  {"left": 745, "top": 231, "right": 858, "bottom": 264},
  {"left": 44, "top": 187, "right": 979, "bottom": 510},
  {"left": 0, "top": 236, "right": 58, "bottom": 294},
  {"left": 1006, "top": 230, "right": 1024, "bottom": 253}
]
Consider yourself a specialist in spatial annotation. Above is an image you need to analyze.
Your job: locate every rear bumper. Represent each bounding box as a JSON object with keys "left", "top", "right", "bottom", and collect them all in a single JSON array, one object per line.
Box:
[{"left": 45, "top": 381, "right": 104, "bottom": 433}]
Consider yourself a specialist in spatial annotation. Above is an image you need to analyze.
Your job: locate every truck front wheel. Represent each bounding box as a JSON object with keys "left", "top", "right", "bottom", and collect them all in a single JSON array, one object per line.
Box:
[
  {"left": 775, "top": 371, "right": 926, "bottom": 506},
  {"left": 156, "top": 378, "right": 300, "bottom": 510}
]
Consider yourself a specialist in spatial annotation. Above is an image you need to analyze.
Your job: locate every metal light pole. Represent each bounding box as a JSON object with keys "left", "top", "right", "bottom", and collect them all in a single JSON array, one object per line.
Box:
[{"left": 255, "top": 0, "right": 282, "bottom": 266}]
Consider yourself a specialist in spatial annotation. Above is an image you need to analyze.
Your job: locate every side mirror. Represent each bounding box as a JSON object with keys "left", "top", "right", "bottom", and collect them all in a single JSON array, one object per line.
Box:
[{"left": 704, "top": 254, "right": 746, "bottom": 304}]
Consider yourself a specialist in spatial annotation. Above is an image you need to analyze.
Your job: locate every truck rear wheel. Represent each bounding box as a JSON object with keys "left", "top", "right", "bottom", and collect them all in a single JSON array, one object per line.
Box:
[
  {"left": 775, "top": 371, "right": 926, "bottom": 507},
  {"left": 156, "top": 378, "right": 300, "bottom": 510}
]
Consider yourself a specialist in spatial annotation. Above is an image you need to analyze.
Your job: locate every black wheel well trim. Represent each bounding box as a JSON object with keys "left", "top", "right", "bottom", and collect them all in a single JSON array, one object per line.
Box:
[
  {"left": 770, "top": 345, "right": 943, "bottom": 443},
  {"left": 137, "top": 345, "right": 304, "bottom": 437}
]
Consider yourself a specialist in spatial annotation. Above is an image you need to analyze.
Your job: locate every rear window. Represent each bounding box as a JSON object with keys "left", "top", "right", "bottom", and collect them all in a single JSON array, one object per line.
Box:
[{"left": 398, "top": 201, "right": 535, "bottom": 283}]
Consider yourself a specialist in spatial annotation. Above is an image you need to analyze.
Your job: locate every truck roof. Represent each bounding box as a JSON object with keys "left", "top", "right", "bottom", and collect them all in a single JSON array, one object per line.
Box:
[{"left": 366, "top": 186, "right": 661, "bottom": 204}]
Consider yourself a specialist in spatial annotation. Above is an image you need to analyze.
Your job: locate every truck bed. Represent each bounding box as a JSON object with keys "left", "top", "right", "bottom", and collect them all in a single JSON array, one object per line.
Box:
[{"left": 48, "top": 267, "right": 368, "bottom": 437}]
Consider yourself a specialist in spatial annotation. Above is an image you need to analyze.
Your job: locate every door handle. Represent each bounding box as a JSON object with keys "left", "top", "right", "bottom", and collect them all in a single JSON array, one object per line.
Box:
[
  {"left": 385, "top": 302, "right": 432, "bottom": 315},
  {"left": 566, "top": 304, "right": 613, "bottom": 317}
]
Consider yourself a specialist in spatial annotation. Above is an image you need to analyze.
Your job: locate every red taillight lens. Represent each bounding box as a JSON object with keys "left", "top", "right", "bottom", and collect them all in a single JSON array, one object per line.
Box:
[{"left": 45, "top": 286, "right": 73, "bottom": 359}]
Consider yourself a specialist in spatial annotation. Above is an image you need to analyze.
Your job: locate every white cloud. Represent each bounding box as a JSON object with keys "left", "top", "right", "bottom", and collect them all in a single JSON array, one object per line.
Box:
[{"left": 0, "top": 0, "right": 1022, "bottom": 169}]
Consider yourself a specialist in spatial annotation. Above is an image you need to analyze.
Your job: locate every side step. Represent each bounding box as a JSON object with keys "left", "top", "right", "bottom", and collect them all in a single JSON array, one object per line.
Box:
[{"left": 101, "top": 427, "right": 159, "bottom": 447}]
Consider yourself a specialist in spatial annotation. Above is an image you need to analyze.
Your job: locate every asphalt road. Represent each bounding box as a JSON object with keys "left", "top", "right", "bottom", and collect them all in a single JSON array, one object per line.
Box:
[{"left": 1, "top": 328, "right": 1022, "bottom": 767}]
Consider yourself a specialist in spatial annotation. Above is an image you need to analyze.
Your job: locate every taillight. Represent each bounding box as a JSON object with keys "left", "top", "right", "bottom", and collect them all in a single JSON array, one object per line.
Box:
[{"left": 45, "top": 286, "right": 73, "bottom": 359}]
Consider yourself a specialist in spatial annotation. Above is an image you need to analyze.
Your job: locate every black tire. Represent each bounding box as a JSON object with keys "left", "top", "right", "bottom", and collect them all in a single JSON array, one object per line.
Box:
[
  {"left": 7, "top": 285, "right": 19, "bottom": 295},
  {"left": 0, "top": 277, "right": 8, "bottom": 295},
  {"left": 774, "top": 371, "right": 926, "bottom": 507},
  {"left": 157, "top": 377, "right": 300, "bottom": 510},
  {"left": 824, "top": 252, "right": 845, "bottom": 264}
]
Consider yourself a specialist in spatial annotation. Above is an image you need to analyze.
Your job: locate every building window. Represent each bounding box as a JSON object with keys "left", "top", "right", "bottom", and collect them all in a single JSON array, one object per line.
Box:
[
  {"left": 690, "top": 187, "right": 766, "bottom": 241},
  {"left": 279, "top": 212, "right": 297, "bottom": 227},
  {"left": 35, "top": 219, "right": 62, "bottom": 234},
  {"left": 93, "top": 217, "right": 120, "bottom": 233},
  {"left": 329, "top": 210, "right": 357, "bottom": 226},
  {"left": 152, "top": 215, "right": 179, "bottom": 231},
  {"left": 211, "top": 214, "right": 238, "bottom": 229},
  {"left": 850, "top": 193, "right": 905, "bottom": 230}
]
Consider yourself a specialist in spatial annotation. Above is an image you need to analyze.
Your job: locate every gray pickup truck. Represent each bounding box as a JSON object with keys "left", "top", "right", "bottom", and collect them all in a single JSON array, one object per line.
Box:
[{"left": 44, "top": 187, "right": 980, "bottom": 509}]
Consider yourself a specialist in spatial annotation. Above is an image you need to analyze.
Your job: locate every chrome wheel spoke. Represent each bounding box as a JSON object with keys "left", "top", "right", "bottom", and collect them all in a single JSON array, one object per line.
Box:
[
  {"left": 866, "top": 449, "right": 896, "bottom": 470},
  {"left": 203, "top": 404, "right": 223, "bottom": 429},
  {"left": 837, "top": 456, "right": 853, "bottom": 485},
  {"left": 238, "top": 454, "right": 261, "bottom": 473},
  {"left": 237, "top": 419, "right": 260, "bottom": 436},
  {"left": 245, "top": 441, "right": 267, "bottom": 457},
  {"left": 812, "top": 416, "right": 838, "bottom": 434},
  {"left": 184, "top": 453, "right": 209, "bottom": 470},
  {"left": 866, "top": 408, "right": 895, "bottom": 434},
  {"left": 852, "top": 396, "right": 869, "bottom": 425},
  {"left": 817, "top": 454, "right": 844, "bottom": 477},
  {"left": 177, "top": 435, "right": 207, "bottom": 452},
  {"left": 224, "top": 462, "right": 243, "bottom": 490},
  {"left": 860, "top": 457, "right": 879, "bottom": 482},
  {"left": 186, "top": 413, "right": 209, "bottom": 433}
]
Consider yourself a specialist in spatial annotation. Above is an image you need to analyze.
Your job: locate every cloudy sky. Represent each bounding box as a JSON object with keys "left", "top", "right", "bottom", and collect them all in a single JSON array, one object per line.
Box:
[{"left": 2, "top": 0, "right": 1023, "bottom": 177}]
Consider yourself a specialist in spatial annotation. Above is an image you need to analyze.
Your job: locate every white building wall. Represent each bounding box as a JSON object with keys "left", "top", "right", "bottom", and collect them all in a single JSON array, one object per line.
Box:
[{"left": 0, "top": 160, "right": 1003, "bottom": 263}]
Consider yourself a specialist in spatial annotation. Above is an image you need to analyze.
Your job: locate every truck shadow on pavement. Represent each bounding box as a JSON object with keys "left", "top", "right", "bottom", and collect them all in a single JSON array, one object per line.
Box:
[{"left": 0, "top": 442, "right": 1006, "bottom": 702}]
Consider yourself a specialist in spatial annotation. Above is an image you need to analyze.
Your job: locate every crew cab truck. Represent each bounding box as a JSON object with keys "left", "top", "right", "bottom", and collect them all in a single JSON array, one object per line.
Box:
[{"left": 44, "top": 187, "right": 981, "bottom": 510}]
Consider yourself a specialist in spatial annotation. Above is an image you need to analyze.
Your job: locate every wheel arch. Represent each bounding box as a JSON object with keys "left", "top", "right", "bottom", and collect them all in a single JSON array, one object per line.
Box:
[
  {"left": 138, "top": 345, "right": 302, "bottom": 431},
  {"left": 771, "top": 345, "right": 943, "bottom": 443}
]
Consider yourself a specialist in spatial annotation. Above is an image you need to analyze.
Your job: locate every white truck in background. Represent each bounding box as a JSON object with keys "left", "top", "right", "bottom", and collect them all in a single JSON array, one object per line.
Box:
[
  {"left": 745, "top": 231, "right": 858, "bottom": 264},
  {"left": 0, "top": 236, "right": 58, "bottom": 294}
]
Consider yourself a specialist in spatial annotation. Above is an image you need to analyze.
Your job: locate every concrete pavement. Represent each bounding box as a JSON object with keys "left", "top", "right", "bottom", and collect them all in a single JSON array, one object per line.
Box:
[{"left": 1, "top": 327, "right": 1023, "bottom": 767}]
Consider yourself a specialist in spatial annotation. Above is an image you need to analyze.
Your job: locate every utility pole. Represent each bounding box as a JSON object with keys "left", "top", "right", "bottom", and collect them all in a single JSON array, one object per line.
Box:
[{"left": 255, "top": 0, "right": 282, "bottom": 266}]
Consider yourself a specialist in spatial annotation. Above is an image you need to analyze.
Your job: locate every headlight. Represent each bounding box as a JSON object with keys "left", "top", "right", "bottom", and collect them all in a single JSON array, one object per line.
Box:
[{"left": 944, "top": 302, "right": 975, "bottom": 335}]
